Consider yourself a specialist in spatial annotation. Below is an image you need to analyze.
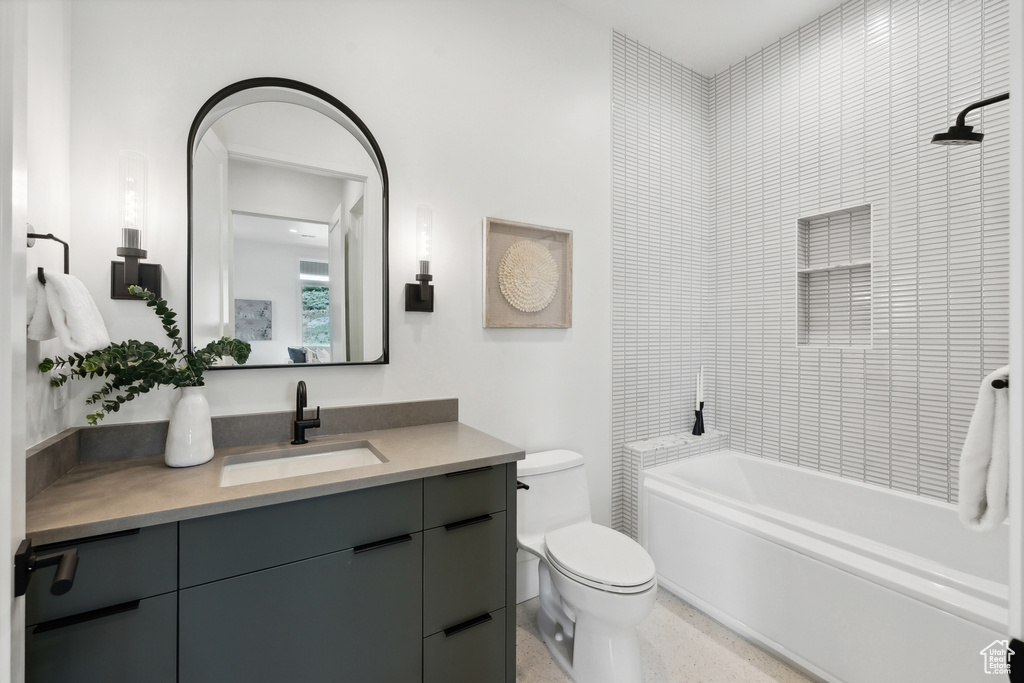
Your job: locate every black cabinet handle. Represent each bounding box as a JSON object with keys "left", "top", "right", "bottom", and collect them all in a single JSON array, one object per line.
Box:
[
  {"left": 35, "top": 528, "right": 139, "bottom": 554},
  {"left": 444, "top": 465, "right": 493, "bottom": 478},
  {"left": 33, "top": 600, "right": 140, "bottom": 634},
  {"left": 443, "top": 514, "right": 492, "bottom": 532},
  {"left": 516, "top": 480, "right": 530, "bottom": 490},
  {"left": 443, "top": 612, "right": 492, "bottom": 638},
  {"left": 353, "top": 533, "right": 413, "bottom": 554}
]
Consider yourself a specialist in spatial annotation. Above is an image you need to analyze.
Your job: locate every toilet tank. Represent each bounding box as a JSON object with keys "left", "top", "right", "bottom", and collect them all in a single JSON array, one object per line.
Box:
[{"left": 517, "top": 450, "right": 592, "bottom": 547}]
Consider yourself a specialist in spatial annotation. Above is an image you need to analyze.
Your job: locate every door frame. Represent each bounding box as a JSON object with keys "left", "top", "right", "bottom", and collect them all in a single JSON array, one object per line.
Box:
[
  {"left": 1009, "top": 0, "right": 1023, "bottom": 642},
  {"left": 1, "top": 0, "right": 29, "bottom": 680}
]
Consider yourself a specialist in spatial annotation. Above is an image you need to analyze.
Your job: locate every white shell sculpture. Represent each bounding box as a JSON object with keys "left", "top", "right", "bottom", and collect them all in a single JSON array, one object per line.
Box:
[{"left": 498, "top": 240, "right": 559, "bottom": 313}]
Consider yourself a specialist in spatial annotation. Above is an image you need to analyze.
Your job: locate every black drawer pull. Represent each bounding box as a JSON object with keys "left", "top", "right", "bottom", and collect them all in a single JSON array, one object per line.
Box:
[
  {"left": 33, "top": 600, "right": 141, "bottom": 634},
  {"left": 443, "top": 612, "right": 492, "bottom": 638},
  {"left": 444, "top": 514, "right": 493, "bottom": 532},
  {"left": 444, "top": 466, "right": 493, "bottom": 478},
  {"left": 35, "top": 528, "right": 139, "bottom": 554},
  {"left": 353, "top": 534, "right": 413, "bottom": 554},
  {"left": 517, "top": 480, "right": 530, "bottom": 490}
]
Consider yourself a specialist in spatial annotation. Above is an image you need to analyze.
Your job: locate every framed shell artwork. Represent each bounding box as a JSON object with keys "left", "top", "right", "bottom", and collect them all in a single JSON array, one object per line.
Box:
[{"left": 484, "top": 218, "right": 572, "bottom": 328}]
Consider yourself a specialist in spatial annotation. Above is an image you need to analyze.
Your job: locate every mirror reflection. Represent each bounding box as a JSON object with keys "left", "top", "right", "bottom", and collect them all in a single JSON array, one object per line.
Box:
[{"left": 189, "top": 80, "right": 388, "bottom": 367}]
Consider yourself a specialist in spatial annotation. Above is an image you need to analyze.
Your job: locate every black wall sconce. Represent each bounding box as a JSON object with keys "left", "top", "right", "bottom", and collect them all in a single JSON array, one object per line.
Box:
[
  {"left": 111, "top": 150, "right": 162, "bottom": 299},
  {"left": 405, "top": 204, "right": 434, "bottom": 312}
]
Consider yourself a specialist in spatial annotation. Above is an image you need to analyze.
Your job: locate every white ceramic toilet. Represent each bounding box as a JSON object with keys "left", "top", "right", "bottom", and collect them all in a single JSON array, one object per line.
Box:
[{"left": 517, "top": 449, "right": 657, "bottom": 683}]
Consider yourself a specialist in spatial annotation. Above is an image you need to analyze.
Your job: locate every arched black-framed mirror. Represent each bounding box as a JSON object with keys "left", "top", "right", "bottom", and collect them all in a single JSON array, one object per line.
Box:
[{"left": 187, "top": 77, "right": 388, "bottom": 368}]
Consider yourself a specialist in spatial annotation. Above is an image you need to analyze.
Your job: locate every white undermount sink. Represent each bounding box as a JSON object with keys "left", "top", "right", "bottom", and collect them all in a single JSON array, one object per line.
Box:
[{"left": 219, "top": 440, "right": 387, "bottom": 487}]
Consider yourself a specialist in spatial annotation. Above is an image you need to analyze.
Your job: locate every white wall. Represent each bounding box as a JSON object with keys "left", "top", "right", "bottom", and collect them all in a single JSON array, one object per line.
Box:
[
  {"left": 25, "top": 0, "right": 71, "bottom": 447},
  {"left": 233, "top": 238, "right": 330, "bottom": 365},
  {"left": 59, "top": 0, "right": 614, "bottom": 521},
  {"left": 228, "top": 159, "right": 347, "bottom": 224}
]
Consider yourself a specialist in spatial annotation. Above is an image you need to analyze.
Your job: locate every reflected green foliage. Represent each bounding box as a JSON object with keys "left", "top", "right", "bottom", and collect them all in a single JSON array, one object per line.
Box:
[{"left": 302, "top": 285, "right": 330, "bottom": 346}]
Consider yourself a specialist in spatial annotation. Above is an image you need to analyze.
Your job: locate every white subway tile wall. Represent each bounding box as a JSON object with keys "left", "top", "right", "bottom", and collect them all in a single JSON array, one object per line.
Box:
[
  {"left": 611, "top": 33, "right": 715, "bottom": 538},
  {"left": 612, "top": 0, "right": 1009, "bottom": 536}
]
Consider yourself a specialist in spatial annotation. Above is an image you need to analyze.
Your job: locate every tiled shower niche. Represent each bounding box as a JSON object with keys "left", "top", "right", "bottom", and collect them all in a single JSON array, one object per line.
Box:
[{"left": 797, "top": 204, "right": 872, "bottom": 347}]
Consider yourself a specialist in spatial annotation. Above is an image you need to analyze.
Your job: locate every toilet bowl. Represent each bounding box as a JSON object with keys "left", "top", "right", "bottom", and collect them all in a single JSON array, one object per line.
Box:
[{"left": 517, "top": 450, "right": 657, "bottom": 683}]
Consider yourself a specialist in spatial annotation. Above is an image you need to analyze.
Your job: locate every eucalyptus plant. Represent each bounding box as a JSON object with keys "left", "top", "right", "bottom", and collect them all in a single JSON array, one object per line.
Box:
[{"left": 39, "top": 285, "right": 251, "bottom": 425}]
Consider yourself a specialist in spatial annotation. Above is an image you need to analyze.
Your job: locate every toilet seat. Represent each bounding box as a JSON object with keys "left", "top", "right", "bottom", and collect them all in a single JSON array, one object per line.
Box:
[{"left": 545, "top": 522, "right": 656, "bottom": 594}]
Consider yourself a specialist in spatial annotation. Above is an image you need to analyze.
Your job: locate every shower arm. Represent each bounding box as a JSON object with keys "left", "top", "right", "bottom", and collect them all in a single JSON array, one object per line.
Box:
[{"left": 954, "top": 92, "right": 1009, "bottom": 128}]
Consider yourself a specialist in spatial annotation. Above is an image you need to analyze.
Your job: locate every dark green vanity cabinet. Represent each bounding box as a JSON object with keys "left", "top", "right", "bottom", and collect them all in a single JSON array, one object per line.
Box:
[
  {"left": 25, "top": 462, "right": 518, "bottom": 683},
  {"left": 178, "top": 479, "right": 424, "bottom": 683},
  {"left": 422, "top": 466, "right": 511, "bottom": 683},
  {"left": 24, "top": 524, "right": 178, "bottom": 683},
  {"left": 180, "top": 536, "right": 423, "bottom": 682}
]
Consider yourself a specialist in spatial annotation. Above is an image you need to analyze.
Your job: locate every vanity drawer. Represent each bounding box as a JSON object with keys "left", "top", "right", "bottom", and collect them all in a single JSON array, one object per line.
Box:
[
  {"left": 423, "top": 510, "right": 506, "bottom": 636},
  {"left": 180, "top": 534, "right": 422, "bottom": 683},
  {"left": 179, "top": 479, "right": 421, "bottom": 587},
  {"left": 25, "top": 524, "right": 177, "bottom": 626},
  {"left": 423, "top": 607, "right": 506, "bottom": 683},
  {"left": 424, "top": 464, "right": 507, "bottom": 528},
  {"left": 26, "top": 591, "right": 177, "bottom": 683}
]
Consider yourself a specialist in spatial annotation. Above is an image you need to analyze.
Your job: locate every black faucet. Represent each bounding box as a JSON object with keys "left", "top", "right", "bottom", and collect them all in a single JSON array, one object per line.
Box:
[{"left": 291, "top": 380, "right": 321, "bottom": 445}]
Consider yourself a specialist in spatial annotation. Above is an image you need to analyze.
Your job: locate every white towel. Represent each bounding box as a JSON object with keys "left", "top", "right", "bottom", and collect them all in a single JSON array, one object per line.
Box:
[
  {"left": 26, "top": 273, "right": 56, "bottom": 341},
  {"left": 958, "top": 365, "right": 1010, "bottom": 531},
  {"left": 41, "top": 272, "right": 111, "bottom": 354}
]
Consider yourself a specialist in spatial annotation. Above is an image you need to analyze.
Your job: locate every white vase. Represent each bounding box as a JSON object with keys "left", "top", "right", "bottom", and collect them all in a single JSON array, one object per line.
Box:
[{"left": 164, "top": 386, "right": 214, "bottom": 468}]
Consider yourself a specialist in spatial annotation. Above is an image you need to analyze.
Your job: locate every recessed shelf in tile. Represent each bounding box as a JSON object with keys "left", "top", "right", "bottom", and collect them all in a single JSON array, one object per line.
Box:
[{"left": 797, "top": 205, "right": 872, "bottom": 347}]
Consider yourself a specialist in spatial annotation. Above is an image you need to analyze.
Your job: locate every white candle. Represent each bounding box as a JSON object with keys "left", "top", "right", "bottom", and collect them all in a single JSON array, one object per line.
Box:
[{"left": 695, "top": 371, "right": 701, "bottom": 411}]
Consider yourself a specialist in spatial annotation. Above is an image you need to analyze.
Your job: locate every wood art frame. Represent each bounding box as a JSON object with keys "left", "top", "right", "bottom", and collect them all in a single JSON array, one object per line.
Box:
[{"left": 484, "top": 217, "right": 572, "bottom": 328}]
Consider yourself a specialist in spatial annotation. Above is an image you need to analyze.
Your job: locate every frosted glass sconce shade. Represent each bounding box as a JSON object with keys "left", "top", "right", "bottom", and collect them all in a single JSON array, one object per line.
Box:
[
  {"left": 118, "top": 150, "right": 147, "bottom": 250},
  {"left": 111, "top": 150, "right": 162, "bottom": 299},
  {"left": 406, "top": 204, "right": 434, "bottom": 312}
]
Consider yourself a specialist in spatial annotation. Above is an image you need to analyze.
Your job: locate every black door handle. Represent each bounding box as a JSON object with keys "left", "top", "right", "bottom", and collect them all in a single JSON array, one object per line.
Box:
[{"left": 14, "top": 539, "right": 79, "bottom": 598}]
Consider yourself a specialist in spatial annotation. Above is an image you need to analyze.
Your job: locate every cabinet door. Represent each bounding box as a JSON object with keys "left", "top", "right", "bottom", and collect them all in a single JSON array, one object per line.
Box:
[
  {"left": 26, "top": 592, "right": 176, "bottom": 683},
  {"left": 179, "top": 532, "right": 422, "bottom": 683},
  {"left": 26, "top": 524, "right": 177, "bottom": 625},
  {"left": 424, "top": 465, "right": 506, "bottom": 528},
  {"left": 179, "top": 479, "right": 421, "bottom": 587},
  {"left": 424, "top": 608, "right": 506, "bottom": 683},
  {"left": 423, "top": 511, "right": 506, "bottom": 636}
]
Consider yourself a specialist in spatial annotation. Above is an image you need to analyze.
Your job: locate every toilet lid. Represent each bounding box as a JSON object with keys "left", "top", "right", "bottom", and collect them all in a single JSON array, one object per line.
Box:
[{"left": 545, "top": 522, "right": 656, "bottom": 589}]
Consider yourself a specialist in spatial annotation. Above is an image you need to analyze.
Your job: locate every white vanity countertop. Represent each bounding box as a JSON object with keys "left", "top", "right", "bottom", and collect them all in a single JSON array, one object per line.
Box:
[{"left": 27, "top": 421, "right": 524, "bottom": 545}]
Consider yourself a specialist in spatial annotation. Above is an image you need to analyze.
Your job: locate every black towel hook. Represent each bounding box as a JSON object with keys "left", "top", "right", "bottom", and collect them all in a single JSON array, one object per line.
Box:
[
  {"left": 26, "top": 229, "right": 70, "bottom": 285},
  {"left": 992, "top": 378, "right": 1009, "bottom": 390}
]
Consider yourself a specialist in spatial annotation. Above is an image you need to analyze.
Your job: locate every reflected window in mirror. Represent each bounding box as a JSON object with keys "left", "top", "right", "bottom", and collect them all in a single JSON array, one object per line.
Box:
[{"left": 188, "top": 78, "right": 388, "bottom": 368}]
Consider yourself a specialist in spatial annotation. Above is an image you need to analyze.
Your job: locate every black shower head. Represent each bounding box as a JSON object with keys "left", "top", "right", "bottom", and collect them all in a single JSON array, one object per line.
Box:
[
  {"left": 931, "top": 92, "right": 1009, "bottom": 146},
  {"left": 931, "top": 125, "right": 984, "bottom": 145}
]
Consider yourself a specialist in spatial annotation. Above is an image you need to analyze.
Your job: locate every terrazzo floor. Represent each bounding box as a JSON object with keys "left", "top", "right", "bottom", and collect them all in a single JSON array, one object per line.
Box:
[{"left": 515, "top": 587, "right": 815, "bottom": 682}]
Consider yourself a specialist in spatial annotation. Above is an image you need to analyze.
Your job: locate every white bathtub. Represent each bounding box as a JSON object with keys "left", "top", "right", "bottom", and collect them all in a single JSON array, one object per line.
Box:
[{"left": 640, "top": 451, "right": 1009, "bottom": 683}]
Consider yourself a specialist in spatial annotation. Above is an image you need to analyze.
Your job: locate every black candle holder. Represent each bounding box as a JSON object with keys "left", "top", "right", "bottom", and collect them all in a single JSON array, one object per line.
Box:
[{"left": 691, "top": 402, "right": 705, "bottom": 436}]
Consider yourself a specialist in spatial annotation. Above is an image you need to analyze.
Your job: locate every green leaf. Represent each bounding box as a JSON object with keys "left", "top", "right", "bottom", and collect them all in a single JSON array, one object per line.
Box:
[{"left": 36, "top": 287, "right": 251, "bottom": 422}]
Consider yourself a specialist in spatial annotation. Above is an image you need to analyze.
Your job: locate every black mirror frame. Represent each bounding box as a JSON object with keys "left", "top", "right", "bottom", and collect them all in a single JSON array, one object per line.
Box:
[{"left": 186, "top": 77, "right": 389, "bottom": 369}]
